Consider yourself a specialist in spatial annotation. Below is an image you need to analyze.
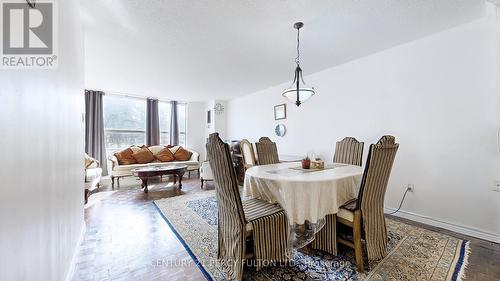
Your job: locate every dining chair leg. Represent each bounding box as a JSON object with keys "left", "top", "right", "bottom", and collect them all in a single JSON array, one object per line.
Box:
[{"left": 353, "top": 210, "right": 364, "bottom": 272}]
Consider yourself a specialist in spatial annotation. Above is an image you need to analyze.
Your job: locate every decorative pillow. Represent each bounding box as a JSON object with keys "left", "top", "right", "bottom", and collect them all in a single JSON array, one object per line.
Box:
[
  {"left": 148, "top": 145, "right": 165, "bottom": 155},
  {"left": 155, "top": 147, "right": 175, "bottom": 162},
  {"left": 84, "top": 153, "right": 98, "bottom": 169},
  {"left": 114, "top": 148, "right": 137, "bottom": 165},
  {"left": 174, "top": 147, "right": 192, "bottom": 161},
  {"left": 168, "top": 145, "right": 181, "bottom": 155},
  {"left": 132, "top": 147, "right": 155, "bottom": 164}
]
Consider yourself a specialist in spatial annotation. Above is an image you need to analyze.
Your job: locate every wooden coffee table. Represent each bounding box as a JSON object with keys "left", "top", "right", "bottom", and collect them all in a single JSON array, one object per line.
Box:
[{"left": 132, "top": 165, "right": 187, "bottom": 193}]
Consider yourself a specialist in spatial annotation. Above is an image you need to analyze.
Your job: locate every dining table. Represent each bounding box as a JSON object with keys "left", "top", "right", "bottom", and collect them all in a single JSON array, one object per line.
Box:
[{"left": 243, "top": 161, "right": 363, "bottom": 250}]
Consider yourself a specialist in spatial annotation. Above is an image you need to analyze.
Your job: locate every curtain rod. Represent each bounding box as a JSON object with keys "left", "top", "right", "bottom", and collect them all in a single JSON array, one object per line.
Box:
[{"left": 99, "top": 90, "right": 187, "bottom": 104}]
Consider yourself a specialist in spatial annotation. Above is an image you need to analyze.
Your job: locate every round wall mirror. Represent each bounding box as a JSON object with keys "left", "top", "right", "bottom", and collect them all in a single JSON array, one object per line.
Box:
[{"left": 275, "top": 124, "right": 286, "bottom": 137}]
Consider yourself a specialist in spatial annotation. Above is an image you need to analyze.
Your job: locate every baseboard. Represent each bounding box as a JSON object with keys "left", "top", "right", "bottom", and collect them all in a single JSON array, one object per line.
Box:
[
  {"left": 385, "top": 208, "right": 500, "bottom": 243},
  {"left": 65, "top": 221, "right": 86, "bottom": 281}
]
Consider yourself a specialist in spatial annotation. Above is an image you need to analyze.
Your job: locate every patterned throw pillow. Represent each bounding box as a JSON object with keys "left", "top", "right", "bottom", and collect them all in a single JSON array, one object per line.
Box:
[
  {"left": 132, "top": 147, "right": 155, "bottom": 164},
  {"left": 114, "top": 148, "right": 137, "bottom": 165},
  {"left": 84, "top": 153, "right": 98, "bottom": 169},
  {"left": 174, "top": 147, "right": 193, "bottom": 161},
  {"left": 156, "top": 147, "right": 175, "bottom": 162}
]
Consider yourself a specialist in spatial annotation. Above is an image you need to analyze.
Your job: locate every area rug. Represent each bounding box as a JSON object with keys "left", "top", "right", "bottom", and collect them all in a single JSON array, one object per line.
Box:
[{"left": 153, "top": 191, "right": 469, "bottom": 281}]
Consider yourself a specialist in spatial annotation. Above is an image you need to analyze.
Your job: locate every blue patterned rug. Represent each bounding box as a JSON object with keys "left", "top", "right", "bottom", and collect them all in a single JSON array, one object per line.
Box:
[{"left": 154, "top": 191, "right": 469, "bottom": 281}]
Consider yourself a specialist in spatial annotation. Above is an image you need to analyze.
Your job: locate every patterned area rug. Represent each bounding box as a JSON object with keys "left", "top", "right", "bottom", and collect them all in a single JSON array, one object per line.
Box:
[{"left": 154, "top": 191, "right": 469, "bottom": 281}]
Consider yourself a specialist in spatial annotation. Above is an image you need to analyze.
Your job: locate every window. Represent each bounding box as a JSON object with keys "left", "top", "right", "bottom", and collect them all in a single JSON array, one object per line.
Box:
[
  {"left": 178, "top": 103, "right": 187, "bottom": 146},
  {"left": 103, "top": 95, "right": 187, "bottom": 153},
  {"left": 159, "top": 102, "right": 171, "bottom": 145},
  {"left": 103, "top": 95, "right": 146, "bottom": 151},
  {"left": 159, "top": 102, "right": 187, "bottom": 147}
]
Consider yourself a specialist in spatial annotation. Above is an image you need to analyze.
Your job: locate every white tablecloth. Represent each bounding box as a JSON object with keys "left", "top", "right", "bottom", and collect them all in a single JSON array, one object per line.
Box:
[{"left": 243, "top": 162, "right": 363, "bottom": 225}]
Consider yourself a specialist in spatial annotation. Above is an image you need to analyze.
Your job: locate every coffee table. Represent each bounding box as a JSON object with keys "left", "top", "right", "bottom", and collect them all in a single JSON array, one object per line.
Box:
[{"left": 132, "top": 165, "right": 188, "bottom": 193}]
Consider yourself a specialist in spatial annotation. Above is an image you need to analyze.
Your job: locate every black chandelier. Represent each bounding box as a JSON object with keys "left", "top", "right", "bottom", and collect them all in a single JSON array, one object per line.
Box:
[{"left": 282, "top": 22, "right": 315, "bottom": 106}]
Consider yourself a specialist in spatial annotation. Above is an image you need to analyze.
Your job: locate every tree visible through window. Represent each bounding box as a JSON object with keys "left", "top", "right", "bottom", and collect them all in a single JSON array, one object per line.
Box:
[
  {"left": 177, "top": 103, "right": 187, "bottom": 146},
  {"left": 159, "top": 102, "right": 171, "bottom": 145},
  {"left": 159, "top": 102, "right": 187, "bottom": 146},
  {"left": 103, "top": 95, "right": 187, "bottom": 154},
  {"left": 103, "top": 95, "right": 146, "bottom": 151}
]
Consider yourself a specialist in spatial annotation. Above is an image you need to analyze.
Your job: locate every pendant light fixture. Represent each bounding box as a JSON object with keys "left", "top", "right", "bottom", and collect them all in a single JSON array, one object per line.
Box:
[
  {"left": 282, "top": 22, "right": 315, "bottom": 106},
  {"left": 26, "top": 0, "right": 36, "bottom": 8}
]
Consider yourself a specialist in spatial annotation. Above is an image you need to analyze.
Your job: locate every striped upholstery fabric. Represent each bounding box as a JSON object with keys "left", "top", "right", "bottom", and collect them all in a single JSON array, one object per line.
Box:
[
  {"left": 255, "top": 137, "right": 280, "bottom": 165},
  {"left": 333, "top": 137, "right": 364, "bottom": 166},
  {"left": 313, "top": 136, "right": 363, "bottom": 255},
  {"left": 207, "top": 133, "right": 289, "bottom": 279},
  {"left": 240, "top": 139, "right": 257, "bottom": 169},
  {"left": 242, "top": 198, "right": 282, "bottom": 221},
  {"left": 243, "top": 199, "right": 289, "bottom": 269},
  {"left": 311, "top": 214, "right": 337, "bottom": 255},
  {"left": 206, "top": 133, "right": 246, "bottom": 280},
  {"left": 354, "top": 135, "right": 399, "bottom": 260}
]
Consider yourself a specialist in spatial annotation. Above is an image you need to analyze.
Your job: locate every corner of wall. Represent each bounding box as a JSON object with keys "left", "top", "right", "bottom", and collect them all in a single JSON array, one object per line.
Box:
[{"left": 64, "top": 222, "right": 86, "bottom": 281}]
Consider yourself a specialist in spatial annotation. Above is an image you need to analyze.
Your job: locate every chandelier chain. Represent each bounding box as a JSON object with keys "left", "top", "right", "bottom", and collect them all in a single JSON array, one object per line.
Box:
[
  {"left": 26, "top": 0, "right": 36, "bottom": 8},
  {"left": 295, "top": 28, "right": 300, "bottom": 66}
]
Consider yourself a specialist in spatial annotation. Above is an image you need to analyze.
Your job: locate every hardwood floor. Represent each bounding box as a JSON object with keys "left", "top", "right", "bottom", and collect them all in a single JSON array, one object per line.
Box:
[
  {"left": 74, "top": 175, "right": 207, "bottom": 281},
  {"left": 74, "top": 175, "right": 500, "bottom": 281}
]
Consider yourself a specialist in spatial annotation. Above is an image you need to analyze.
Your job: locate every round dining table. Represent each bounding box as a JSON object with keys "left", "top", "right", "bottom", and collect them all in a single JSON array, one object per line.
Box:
[{"left": 243, "top": 161, "right": 363, "bottom": 249}]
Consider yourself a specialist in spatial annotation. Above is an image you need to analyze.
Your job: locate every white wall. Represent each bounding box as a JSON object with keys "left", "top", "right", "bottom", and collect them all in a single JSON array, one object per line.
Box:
[
  {"left": 227, "top": 16, "right": 500, "bottom": 240},
  {"left": 187, "top": 102, "right": 208, "bottom": 161},
  {"left": 0, "top": 1, "right": 85, "bottom": 280},
  {"left": 205, "top": 100, "right": 228, "bottom": 141}
]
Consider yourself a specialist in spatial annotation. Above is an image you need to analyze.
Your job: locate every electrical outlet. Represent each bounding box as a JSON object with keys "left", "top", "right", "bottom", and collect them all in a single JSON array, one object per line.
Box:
[
  {"left": 407, "top": 184, "right": 415, "bottom": 192},
  {"left": 494, "top": 180, "right": 500, "bottom": 192}
]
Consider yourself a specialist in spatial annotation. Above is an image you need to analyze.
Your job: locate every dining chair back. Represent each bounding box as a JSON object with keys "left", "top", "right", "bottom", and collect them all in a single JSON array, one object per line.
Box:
[
  {"left": 334, "top": 135, "right": 399, "bottom": 271},
  {"left": 333, "top": 137, "right": 364, "bottom": 166},
  {"left": 240, "top": 139, "right": 257, "bottom": 169},
  {"left": 255, "top": 137, "right": 280, "bottom": 165},
  {"left": 207, "top": 133, "right": 289, "bottom": 278},
  {"left": 206, "top": 133, "right": 246, "bottom": 280},
  {"left": 355, "top": 135, "right": 399, "bottom": 260}
]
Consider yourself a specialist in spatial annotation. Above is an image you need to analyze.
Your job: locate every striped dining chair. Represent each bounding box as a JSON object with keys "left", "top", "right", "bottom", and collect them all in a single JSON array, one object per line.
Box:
[
  {"left": 336, "top": 135, "right": 399, "bottom": 271},
  {"left": 240, "top": 139, "right": 257, "bottom": 170},
  {"left": 255, "top": 137, "right": 280, "bottom": 165},
  {"left": 333, "top": 137, "right": 364, "bottom": 166},
  {"left": 207, "top": 133, "right": 289, "bottom": 280}
]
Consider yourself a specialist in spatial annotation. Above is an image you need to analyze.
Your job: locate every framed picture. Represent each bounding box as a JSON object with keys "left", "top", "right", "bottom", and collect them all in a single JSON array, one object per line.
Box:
[{"left": 274, "top": 104, "right": 287, "bottom": 120}]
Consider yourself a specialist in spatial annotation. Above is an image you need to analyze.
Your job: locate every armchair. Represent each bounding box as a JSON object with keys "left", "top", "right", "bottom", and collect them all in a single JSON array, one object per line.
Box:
[
  {"left": 85, "top": 154, "right": 102, "bottom": 204},
  {"left": 200, "top": 160, "right": 213, "bottom": 189}
]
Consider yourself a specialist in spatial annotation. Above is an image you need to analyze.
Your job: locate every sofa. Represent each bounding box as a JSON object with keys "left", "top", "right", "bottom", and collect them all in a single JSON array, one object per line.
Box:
[
  {"left": 85, "top": 154, "right": 102, "bottom": 204},
  {"left": 108, "top": 145, "right": 200, "bottom": 188}
]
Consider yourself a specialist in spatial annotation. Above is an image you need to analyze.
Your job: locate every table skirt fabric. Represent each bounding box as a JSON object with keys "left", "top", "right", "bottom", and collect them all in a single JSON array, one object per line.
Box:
[
  {"left": 243, "top": 164, "right": 362, "bottom": 225},
  {"left": 243, "top": 162, "right": 363, "bottom": 251}
]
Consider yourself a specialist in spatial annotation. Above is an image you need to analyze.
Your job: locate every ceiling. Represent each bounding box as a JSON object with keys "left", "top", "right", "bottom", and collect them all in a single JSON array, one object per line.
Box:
[{"left": 82, "top": 0, "right": 486, "bottom": 101}]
